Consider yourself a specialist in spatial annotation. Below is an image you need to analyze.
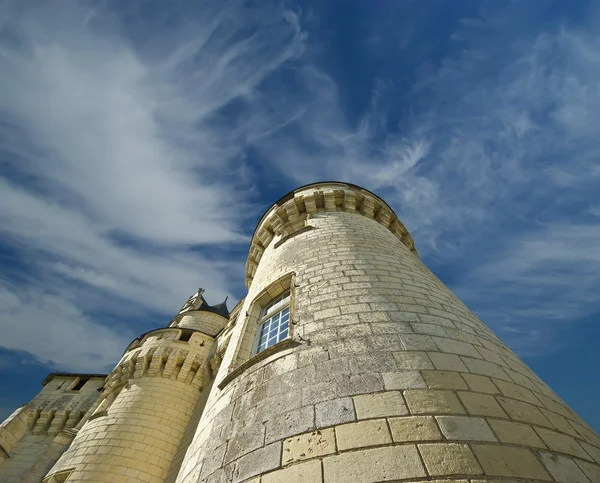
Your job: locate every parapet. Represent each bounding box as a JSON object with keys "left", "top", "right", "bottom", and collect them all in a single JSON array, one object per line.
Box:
[{"left": 245, "top": 181, "right": 417, "bottom": 287}]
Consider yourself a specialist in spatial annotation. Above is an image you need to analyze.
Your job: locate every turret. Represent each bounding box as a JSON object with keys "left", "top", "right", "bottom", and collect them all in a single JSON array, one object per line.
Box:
[{"left": 42, "top": 291, "right": 229, "bottom": 483}]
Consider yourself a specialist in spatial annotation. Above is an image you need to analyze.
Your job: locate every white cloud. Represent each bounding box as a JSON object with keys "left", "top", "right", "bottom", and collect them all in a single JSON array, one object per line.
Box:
[
  {"left": 0, "top": 283, "right": 132, "bottom": 372},
  {"left": 246, "top": 6, "right": 600, "bottom": 355},
  {"left": 0, "top": 1, "right": 306, "bottom": 370},
  {"left": 1, "top": 0, "right": 600, "bottom": 374}
]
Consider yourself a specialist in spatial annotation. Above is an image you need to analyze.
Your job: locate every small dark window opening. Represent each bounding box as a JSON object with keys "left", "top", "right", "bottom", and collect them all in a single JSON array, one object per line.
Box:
[
  {"left": 179, "top": 329, "right": 193, "bottom": 342},
  {"left": 72, "top": 377, "right": 90, "bottom": 391}
]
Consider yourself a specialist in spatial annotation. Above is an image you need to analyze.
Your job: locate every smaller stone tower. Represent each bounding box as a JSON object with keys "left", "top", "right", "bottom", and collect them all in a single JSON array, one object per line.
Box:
[
  {"left": 41, "top": 290, "right": 229, "bottom": 483},
  {"left": 0, "top": 374, "right": 105, "bottom": 483}
]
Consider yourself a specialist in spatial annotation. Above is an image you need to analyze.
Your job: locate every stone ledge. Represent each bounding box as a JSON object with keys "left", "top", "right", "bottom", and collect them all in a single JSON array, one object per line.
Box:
[
  {"left": 245, "top": 182, "right": 418, "bottom": 287},
  {"left": 218, "top": 338, "right": 300, "bottom": 390}
]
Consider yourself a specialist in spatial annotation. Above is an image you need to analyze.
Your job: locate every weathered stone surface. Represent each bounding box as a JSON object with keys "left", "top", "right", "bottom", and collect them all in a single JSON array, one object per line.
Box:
[
  {"left": 382, "top": 371, "right": 427, "bottom": 390},
  {"left": 389, "top": 416, "right": 442, "bottom": 442},
  {"left": 462, "top": 373, "right": 499, "bottom": 394},
  {"left": 422, "top": 370, "right": 468, "bottom": 390},
  {"left": 282, "top": 428, "right": 336, "bottom": 464},
  {"left": 231, "top": 442, "right": 282, "bottom": 483},
  {"left": 487, "top": 419, "right": 547, "bottom": 448},
  {"left": 435, "top": 416, "right": 497, "bottom": 442},
  {"left": 575, "top": 459, "right": 600, "bottom": 482},
  {"left": 323, "top": 445, "right": 426, "bottom": 482},
  {"left": 534, "top": 427, "right": 592, "bottom": 460},
  {"left": 353, "top": 391, "right": 408, "bottom": 419},
  {"left": 471, "top": 444, "right": 550, "bottom": 479},
  {"left": 458, "top": 391, "right": 507, "bottom": 418},
  {"left": 315, "top": 397, "right": 355, "bottom": 427},
  {"left": 262, "top": 460, "right": 322, "bottom": 483},
  {"left": 404, "top": 390, "right": 465, "bottom": 415},
  {"left": 335, "top": 419, "right": 391, "bottom": 450},
  {"left": 418, "top": 443, "right": 483, "bottom": 476}
]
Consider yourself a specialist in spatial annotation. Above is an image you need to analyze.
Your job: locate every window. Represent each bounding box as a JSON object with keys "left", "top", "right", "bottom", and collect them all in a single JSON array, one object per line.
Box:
[
  {"left": 71, "top": 377, "right": 89, "bottom": 391},
  {"left": 253, "top": 291, "right": 291, "bottom": 355},
  {"left": 179, "top": 329, "right": 193, "bottom": 342},
  {"left": 223, "top": 272, "right": 296, "bottom": 383}
]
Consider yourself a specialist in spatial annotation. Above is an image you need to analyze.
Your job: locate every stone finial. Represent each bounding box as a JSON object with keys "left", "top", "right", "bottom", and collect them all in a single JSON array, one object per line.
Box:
[{"left": 178, "top": 288, "right": 205, "bottom": 315}]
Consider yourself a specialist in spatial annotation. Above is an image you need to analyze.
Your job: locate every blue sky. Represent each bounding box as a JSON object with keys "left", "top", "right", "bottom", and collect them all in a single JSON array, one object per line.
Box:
[{"left": 1, "top": 0, "right": 599, "bottom": 432}]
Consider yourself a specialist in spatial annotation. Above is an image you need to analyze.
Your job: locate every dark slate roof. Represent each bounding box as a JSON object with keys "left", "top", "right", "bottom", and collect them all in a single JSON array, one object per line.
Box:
[{"left": 197, "top": 297, "right": 230, "bottom": 318}]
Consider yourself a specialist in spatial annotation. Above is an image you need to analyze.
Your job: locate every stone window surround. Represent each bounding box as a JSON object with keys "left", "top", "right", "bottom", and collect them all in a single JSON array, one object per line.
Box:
[
  {"left": 252, "top": 290, "right": 291, "bottom": 355},
  {"left": 218, "top": 272, "right": 297, "bottom": 389}
]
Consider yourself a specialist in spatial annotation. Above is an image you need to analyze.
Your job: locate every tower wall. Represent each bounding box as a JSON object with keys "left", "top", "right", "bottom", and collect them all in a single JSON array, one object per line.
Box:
[
  {"left": 43, "top": 323, "right": 221, "bottom": 483},
  {"left": 0, "top": 374, "right": 105, "bottom": 483},
  {"left": 176, "top": 183, "right": 600, "bottom": 483}
]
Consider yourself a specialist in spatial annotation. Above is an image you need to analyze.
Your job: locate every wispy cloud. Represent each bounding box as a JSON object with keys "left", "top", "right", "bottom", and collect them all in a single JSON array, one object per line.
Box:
[
  {"left": 1, "top": 0, "right": 599, "bottom": 374},
  {"left": 0, "top": 1, "right": 306, "bottom": 370},
  {"left": 246, "top": 3, "right": 600, "bottom": 355}
]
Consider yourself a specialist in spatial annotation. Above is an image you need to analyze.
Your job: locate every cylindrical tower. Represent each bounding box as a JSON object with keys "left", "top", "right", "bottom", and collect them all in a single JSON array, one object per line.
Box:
[
  {"left": 43, "top": 291, "right": 229, "bottom": 483},
  {"left": 177, "top": 182, "right": 600, "bottom": 483}
]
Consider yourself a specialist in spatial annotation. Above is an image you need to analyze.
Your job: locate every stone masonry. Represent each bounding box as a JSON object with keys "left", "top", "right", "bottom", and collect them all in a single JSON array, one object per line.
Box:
[{"left": 1, "top": 181, "right": 599, "bottom": 483}]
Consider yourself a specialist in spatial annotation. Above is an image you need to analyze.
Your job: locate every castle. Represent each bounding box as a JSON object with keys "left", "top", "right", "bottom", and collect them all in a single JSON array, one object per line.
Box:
[{"left": 1, "top": 181, "right": 599, "bottom": 483}]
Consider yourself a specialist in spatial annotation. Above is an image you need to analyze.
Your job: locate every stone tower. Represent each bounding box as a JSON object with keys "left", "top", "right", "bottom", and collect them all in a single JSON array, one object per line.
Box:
[
  {"left": 1, "top": 181, "right": 599, "bottom": 483},
  {"left": 39, "top": 290, "right": 230, "bottom": 483},
  {"left": 174, "top": 182, "right": 600, "bottom": 482}
]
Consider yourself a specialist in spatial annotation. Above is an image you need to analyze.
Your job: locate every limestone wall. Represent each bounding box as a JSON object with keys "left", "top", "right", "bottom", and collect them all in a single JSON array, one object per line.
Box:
[
  {"left": 176, "top": 183, "right": 600, "bottom": 483},
  {"left": 43, "top": 326, "right": 219, "bottom": 483},
  {"left": 0, "top": 374, "right": 104, "bottom": 483}
]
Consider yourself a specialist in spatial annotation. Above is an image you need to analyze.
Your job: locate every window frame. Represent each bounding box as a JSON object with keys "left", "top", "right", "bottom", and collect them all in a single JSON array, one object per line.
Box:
[
  {"left": 223, "top": 272, "right": 296, "bottom": 386},
  {"left": 251, "top": 290, "right": 291, "bottom": 356}
]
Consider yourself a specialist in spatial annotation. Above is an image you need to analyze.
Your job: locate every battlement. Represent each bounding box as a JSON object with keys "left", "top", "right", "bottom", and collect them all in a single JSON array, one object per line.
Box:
[{"left": 246, "top": 181, "right": 417, "bottom": 287}]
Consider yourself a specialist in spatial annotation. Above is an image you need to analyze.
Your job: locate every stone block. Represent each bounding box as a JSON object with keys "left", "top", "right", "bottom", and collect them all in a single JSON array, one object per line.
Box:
[
  {"left": 580, "top": 441, "right": 600, "bottom": 464},
  {"left": 576, "top": 459, "right": 600, "bottom": 483},
  {"left": 389, "top": 416, "right": 442, "bottom": 442},
  {"left": 323, "top": 445, "right": 426, "bottom": 482},
  {"left": 458, "top": 392, "right": 506, "bottom": 418},
  {"left": 223, "top": 426, "right": 265, "bottom": 464},
  {"left": 487, "top": 419, "right": 547, "bottom": 448},
  {"left": 231, "top": 441, "right": 281, "bottom": 483},
  {"left": 392, "top": 351, "right": 433, "bottom": 369},
  {"left": 411, "top": 322, "right": 447, "bottom": 337},
  {"left": 421, "top": 370, "right": 468, "bottom": 390},
  {"left": 399, "top": 335, "right": 438, "bottom": 351},
  {"left": 265, "top": 406, "right": 314, "bottom": 444},
  {"left": 382, "top": 371, "right": 427, "bottom": 390},
  {"left": 537, "top": 452, "right": 592, "bottom": 483},
  {"left": 435, "top": 416, "right": 497, "bottom": 442},
  {"left": 534, "top": 427, "right": 591, "bottom": 460},
  {"left": 497, "top": 397, "right": 552, "bottom": 427},
  {"left": 404, "top": 390, "right": 465, "bottom": 415},
  {"left": 539, "top": 408, "right": 581, "bottom": 438},
  {"left": 262, "top": 460, "right": 322, "bottom": 483},
  {"left": 431, "top": 336, "right": 481, "bottom": 358},
  {"left": 353, "top": 391, "right": 408, "bottom": 419},
  {"left": 471, "top": 444, "right": 550, "bottom": 479},
  {"left": 418, "top": 443, "right": 482, "bottom": 476},
  {"left": 282, "top": 428, "right": 336, "bottom": 465},
  {"left": 314, "top": 307, "right": 341, "bottom": 321},
  {"left": 315, "top": 397, "right": 355, "bottom": 427},
  {"left": 462, "top": 373, "right": 499, "bottom": 394},
  {"left": 427, "top": 352, "right": 468, "bottom": 372},
  {"left": 493, "top": 380, "right": 541, "bottom": 405},
  {"left": 335, "top": 419, "right": 391, "bottom": 451},
  {"left": 462, "top": 357, "right": 511, "bottom": 381}
]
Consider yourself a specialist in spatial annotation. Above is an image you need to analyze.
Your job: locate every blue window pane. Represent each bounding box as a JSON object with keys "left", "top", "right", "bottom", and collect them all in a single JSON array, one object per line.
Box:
[{"left": 280, "top": 329, "right": 288, "bottom": 339}]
